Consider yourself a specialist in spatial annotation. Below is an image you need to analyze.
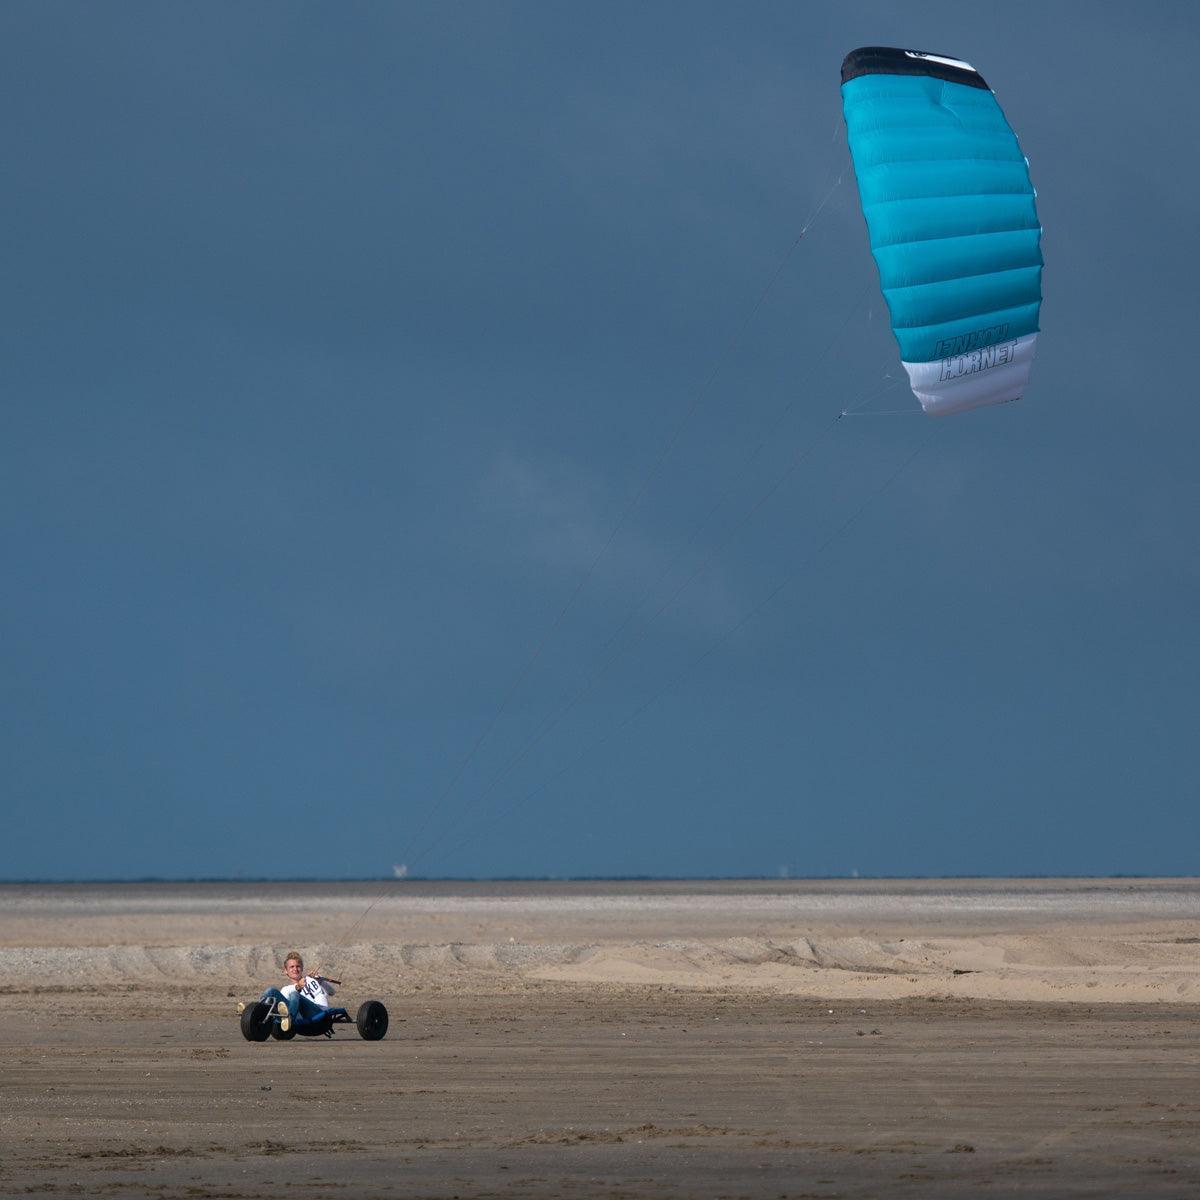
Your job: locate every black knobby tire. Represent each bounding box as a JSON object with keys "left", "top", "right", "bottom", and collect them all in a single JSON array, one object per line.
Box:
[
  {"left": 355, "top": 1000, "right": 388, "bottom": 1041},
  {"left": 240, "top": 1000, "right": 272, "bottom": 1042}
]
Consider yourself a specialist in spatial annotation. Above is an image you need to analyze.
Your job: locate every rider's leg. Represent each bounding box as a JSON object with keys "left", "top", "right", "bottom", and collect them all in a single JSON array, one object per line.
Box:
[
  {"left": 295, "top": 993, "right": 327, "bottom": 1022},
  {"left": 260, "top": 986, "right": 300, "bottom": 1018}
]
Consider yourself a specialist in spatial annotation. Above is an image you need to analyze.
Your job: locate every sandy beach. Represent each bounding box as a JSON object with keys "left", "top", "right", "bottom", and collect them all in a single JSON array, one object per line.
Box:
[{"left": 2, "top": 878, "right": 1198, "bottom": 1197}]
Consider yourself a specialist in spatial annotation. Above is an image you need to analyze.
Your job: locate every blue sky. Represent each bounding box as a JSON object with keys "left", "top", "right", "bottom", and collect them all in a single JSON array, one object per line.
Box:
[{"left": 4, "top": 1, "right": 1197, "bottom": 879}]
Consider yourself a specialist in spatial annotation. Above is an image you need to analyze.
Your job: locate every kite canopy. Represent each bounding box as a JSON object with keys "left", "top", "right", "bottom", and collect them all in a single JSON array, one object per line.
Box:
[{"left": 841, "top": 47, "right": 1042, "bottom": 415}]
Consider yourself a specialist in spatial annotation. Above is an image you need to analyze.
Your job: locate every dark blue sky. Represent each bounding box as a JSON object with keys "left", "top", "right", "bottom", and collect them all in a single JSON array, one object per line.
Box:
[{"left": 4, "top": 2, "right": 1197, "bottom": 879}]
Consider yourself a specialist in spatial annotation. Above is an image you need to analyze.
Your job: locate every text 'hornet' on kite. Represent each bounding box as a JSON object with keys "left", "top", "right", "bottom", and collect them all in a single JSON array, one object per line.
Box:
[{"left": 841, "top": 47, "right": 1043, "bottom": 415}]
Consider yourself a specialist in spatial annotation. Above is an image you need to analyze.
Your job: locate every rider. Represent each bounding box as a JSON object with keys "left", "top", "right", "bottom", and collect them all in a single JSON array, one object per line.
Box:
[{"left": 257, "top": 951, "right": 337, "bottom": 1031}]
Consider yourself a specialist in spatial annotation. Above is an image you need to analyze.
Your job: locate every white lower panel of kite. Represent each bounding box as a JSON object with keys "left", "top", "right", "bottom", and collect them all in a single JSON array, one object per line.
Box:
[{"left": 903, "top": 331, "right": 1038, "bottom": 416}]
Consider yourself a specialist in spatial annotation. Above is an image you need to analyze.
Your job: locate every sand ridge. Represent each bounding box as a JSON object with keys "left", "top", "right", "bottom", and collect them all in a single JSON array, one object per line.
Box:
[
  {"left": 2, "top": 878, "right": 1197, "bottom": 1005},
  {"left": 2, "top": 929, "right": 1198, "bottom": 1005}
]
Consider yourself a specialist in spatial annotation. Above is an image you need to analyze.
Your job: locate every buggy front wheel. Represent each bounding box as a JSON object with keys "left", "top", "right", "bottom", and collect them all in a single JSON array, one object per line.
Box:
[{"left": 240, "top": 1000, "right": 272, "bottom": 1042}]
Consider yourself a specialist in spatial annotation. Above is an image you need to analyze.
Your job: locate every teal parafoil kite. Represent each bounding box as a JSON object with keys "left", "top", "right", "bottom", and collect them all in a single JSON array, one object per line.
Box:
[{"left": 841, "top": 47, "right": 1043, "bottom": 415}]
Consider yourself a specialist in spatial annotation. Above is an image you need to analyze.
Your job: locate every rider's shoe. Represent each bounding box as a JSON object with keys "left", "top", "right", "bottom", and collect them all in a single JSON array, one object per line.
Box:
[{"left": 236, "top": 1000, "right": 247, "bottom": 1014}]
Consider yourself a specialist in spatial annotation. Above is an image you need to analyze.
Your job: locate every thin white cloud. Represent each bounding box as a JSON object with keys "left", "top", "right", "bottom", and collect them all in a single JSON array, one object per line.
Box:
[{"left": 478, "top": 447, "right": 743, "bottom": 634}]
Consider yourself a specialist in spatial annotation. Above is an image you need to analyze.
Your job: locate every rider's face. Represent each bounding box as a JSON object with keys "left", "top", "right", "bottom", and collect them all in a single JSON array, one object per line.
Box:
[{"left": 285, "top": 959, "right": 304, "bottom": 985}]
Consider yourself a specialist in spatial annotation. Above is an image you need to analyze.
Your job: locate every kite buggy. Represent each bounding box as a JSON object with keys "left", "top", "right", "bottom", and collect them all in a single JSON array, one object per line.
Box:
[
  {"left": 238, "top": 995, "right": 388, "bottom": 1041},
  {"left": 238, "top": 950, "right": 388, "bottom": 1041}
]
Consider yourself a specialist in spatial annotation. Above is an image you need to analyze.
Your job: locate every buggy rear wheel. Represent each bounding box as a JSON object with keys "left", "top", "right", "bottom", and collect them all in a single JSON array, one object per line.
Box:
[
  {"left": 355, "top": 1000, "right": 388, "bottom": 1041},
  {"left": 240, "top": 1000, "right": 271, "bottom": 1042}
]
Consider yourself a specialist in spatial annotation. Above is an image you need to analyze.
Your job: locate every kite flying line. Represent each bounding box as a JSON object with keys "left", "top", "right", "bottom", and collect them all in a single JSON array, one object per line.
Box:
[
  {"left": 328, "top": 165, "right": 856, "bottom": 955},
  {"left": 385, "top": 163, "right": 852, "bottom": 878}
]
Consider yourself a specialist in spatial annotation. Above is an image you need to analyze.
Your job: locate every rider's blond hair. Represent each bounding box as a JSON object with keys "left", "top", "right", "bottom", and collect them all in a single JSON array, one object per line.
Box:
[{"left": 283, "top": 951, "right": 304, "bottom": 969}]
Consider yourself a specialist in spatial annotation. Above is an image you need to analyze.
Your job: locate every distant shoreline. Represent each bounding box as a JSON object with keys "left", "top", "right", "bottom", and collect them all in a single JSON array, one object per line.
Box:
[{"left": 1, "top": 873, "right": 1194, "bottom": 885}]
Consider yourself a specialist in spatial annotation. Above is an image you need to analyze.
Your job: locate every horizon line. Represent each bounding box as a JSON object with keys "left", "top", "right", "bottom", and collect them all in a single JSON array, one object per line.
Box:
[{"left": 1, "top": 873, "right": 1194, "bottom": 886}]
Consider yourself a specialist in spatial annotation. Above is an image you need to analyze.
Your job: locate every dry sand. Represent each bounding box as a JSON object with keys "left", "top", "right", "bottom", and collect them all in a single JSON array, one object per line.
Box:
[{"left": 1, "top": 878, "right": 1198, "bottom": 1198}]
